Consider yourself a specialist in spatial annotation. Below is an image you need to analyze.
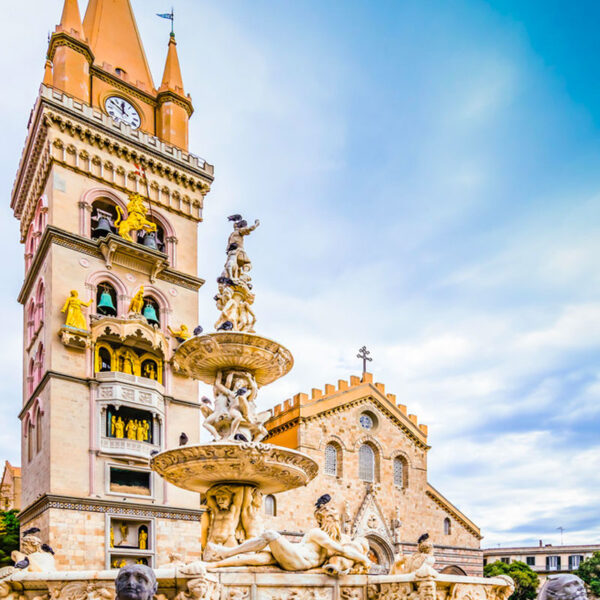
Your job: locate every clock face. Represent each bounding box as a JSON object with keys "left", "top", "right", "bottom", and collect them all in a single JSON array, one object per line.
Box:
[{"left": 105, "top": 96, "right": 141, "bottom": 129}]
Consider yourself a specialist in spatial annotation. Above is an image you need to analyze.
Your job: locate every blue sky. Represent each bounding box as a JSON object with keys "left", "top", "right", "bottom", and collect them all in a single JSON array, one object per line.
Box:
[{"left": 0, "top": 0, "right": 599, "bottom": 549}]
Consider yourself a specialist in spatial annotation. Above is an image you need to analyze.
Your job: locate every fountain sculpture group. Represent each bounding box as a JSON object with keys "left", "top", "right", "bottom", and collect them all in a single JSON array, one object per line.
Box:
[{"left": 0, "top": 215, "right": 520, "bottom": 600}]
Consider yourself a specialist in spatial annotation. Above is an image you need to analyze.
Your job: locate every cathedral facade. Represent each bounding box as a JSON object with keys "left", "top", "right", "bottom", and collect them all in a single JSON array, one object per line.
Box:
[{"left": 263, "top": 373, "right": 483, "bottom": 576}]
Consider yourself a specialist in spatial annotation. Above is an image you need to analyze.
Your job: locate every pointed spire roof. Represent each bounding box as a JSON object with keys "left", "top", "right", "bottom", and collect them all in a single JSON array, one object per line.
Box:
[
  {"left": 159, "top": 34, "right": 185, "bottom": 95},
  {"left": 43, "top": 60, "right": 53, "bottom": 87},
  {"left": 56, "top": 0, "right": 85, "bottom": 40},
  {"left": 83, "top": 0, "right": 154, "bottom": 91}
]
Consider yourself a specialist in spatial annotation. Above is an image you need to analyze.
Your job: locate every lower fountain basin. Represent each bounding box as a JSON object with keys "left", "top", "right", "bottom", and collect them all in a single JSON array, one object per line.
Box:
[{"left": 150, "top": 442, "right": 318, "bottom": 494}]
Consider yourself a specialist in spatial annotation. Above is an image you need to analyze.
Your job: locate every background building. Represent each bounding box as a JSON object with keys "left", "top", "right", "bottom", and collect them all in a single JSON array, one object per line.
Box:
[
  {"left": 0, "top": 462, "right": 21, "bottom": 511},
  {"left": 12, "top": 0, "right": 212, "bottom": 570},
  {"left": 483, "top": 543, "right": 600, "bottom": 581},
  {"left": 264, "top": 372, "right": 483, "bottom": 576}
]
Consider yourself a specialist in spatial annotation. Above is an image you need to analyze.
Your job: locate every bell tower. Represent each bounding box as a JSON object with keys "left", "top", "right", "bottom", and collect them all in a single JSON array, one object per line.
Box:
[{"left": 11, "top": 0, "right": 212, "bottom": 569}]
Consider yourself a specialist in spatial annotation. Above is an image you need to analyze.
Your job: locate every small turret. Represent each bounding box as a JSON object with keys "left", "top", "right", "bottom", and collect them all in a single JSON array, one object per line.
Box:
[
  {"left": 48, "top": 0, "right": 92, "bottom": 102},
  {"left": 157, "top": 34, "right": 193, "bottom": 150}
]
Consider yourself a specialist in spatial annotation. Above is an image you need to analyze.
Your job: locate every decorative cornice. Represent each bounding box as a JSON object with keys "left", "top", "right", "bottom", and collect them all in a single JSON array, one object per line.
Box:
[
  {"left": 426, "top": 485, "right": 482, "bottom": 540},
  {"left": 19, "top": 226, "right": 204, "bottom": 304},
  {"left": 12, "top": 86, "right": 213, "bottom": 233},
  {"left": 19, "top": 494, "right": 205, "bottom": 525},
  {"left": 156, "top": 90, "right": 194, "bottom": 116},
  {"left": 47, "top": 32, "right": 94, "bottom": 64}
]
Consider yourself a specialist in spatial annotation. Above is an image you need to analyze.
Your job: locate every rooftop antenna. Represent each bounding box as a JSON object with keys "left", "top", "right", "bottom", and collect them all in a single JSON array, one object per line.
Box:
[{"left": 557, "top": 526, "right": 565, "bottom": 545}]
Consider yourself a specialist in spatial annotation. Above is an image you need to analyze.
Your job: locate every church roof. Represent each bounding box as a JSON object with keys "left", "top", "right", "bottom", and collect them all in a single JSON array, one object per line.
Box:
[
  {"left": 83, "top": 0, "right": 155, "bottom": 92},
  {"left": 266, "top": 372, "right": 429, "bottom": 450},
  {"left": 159, "top": 34, "right": 185, "bottom": 96},
  {"left": 56, "top": 0, "right": 85, "bottom": 40}
]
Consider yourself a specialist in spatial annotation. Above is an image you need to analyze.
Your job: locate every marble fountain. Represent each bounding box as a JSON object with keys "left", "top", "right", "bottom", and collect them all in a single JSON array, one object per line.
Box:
[{"left": 0, "top": 216, "right": 514, "bottom": 600}]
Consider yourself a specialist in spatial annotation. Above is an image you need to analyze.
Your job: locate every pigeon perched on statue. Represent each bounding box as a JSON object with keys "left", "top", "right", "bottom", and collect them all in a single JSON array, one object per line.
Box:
[
  {"left": 193, "top": 325, "right": 203, "bottom": 336},
  {"left": 179, "top": 432, "right": 189, "bottom": 446},
  {"left": 217, "top": 321, "right": 233, "bottom": 331},
  {"left": 228, "top": 214, "right": 242, "bottom": 222}
]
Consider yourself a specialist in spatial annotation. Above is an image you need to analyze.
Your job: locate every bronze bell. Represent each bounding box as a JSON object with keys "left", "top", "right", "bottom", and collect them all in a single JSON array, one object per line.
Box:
[
  {"left": 141, "top": 232, "right": 158, "bottom": 250},
  {"left": 92, "top": 215, "right": 113, "bottom": 239},
  {"left": 143, "top": 302, "right": 159, "bottom": 326},
  {"left": 97, "top": 290, "right": 117, "bottom": 316}
]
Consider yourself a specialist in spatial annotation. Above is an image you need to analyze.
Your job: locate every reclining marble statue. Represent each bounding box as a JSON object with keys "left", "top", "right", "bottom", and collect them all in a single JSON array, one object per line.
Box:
[{"left": 185, "top": 494, "right": 370, "bottom": 575}]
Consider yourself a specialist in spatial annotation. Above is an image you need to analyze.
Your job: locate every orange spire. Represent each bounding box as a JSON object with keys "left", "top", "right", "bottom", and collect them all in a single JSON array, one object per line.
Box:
[
  {"left": 159, "top": 34, "right": 185, "bottom": 95},
  {"left": 56, "top": 0, "right": 85, "bottom": 40},
  {"left": 83, "top": 0, "right": 154, "bottom": 91}
]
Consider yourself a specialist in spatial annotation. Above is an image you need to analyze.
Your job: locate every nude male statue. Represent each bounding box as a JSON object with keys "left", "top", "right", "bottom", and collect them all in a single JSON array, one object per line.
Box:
[
  {"left": 226, "top": 219, "right": 260, "bottom": 268},
  {"left": 202, "top": 484, "right": 245, "bottom": 560},
  {"left": 186, "top": 494, "right": 370, "bottom": 574}
]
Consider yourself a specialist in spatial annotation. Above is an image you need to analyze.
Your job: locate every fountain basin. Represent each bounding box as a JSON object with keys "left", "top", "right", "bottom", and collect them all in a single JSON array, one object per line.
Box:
[
  {"left": 172, "top": 332, "right": 294, "bottom": 386},
  {"left": 150, "top": 442, "right": 318, "bottom": 494}
]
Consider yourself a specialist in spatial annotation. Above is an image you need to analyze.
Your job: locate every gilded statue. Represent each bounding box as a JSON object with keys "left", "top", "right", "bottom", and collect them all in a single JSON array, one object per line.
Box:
[
  {"left": 118, "top": 522, "right": 129, "bottom": 546},
  {"left": 110, "top": 527, "right": 114, "bottom": 548},
  {"left": 168, "top": 324, "right": 191, "bottom": 342},
  {"left": 138, "top": 529, "right": 148, "bottom": 550},
  {"left": 129, "top": 287, "right": 145, "bottom": 314},
  {"left": 142, "top": 362, "right": 157, "bottom": 380},
  {"left": 114, "top": 194, "right": 157, "bottom": 243},
  {"left": 125, "top": 420, "right": 137, "bottom": 441},
  {"left": 391, "top": 533, "right": 438, "bottom": 577},
  {"left": 188, "top": 494, "right": 370, "bottom": 574},
  {"left": 114, "top": 417, "right": 125, "bottom": 439},
  {"left": 61, "top": 290, "right": 92, "bottom": 331}
]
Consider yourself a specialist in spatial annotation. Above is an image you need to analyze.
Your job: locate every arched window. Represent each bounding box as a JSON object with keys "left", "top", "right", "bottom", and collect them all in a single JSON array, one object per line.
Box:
[
  {"left": 98, "top": 347, "right": 113, "bottom": 372},
  {"left": 324, "top": 443, "right": 340, "bottom": 477},
  {"left": 35, "top": 344, "right": 44, "bottom": 385},
  {"left": 91, "top": 198, "right": 118, "bottom": 239},
  {"left": 27, "top": 420, "right": 34, "bottom": 462},
  {"left": 359, "top": 444, "right": 376, "bottom": 482},
  {"left": 264, "top": 495, "right": 276, "bottom": 516},
  {"left": 444, "top": 517, "right": 451, "bottom": 535},
  {"left": 394, "top": 456, "right": 407, "bottom": 488},
  {"left": 142, "top": 296, "right": 160, "bottom": 326},
  {"left": 96, "top": 282, "right": 118, "bottom": 316},
  {"left": 28, "top": 358, "right": 35, "bottom": 395},
  {"left": 26, "top": 299, "right": 36, "bottom": 343},
  {"left": 36, "top": 408, "right": 43, "bottom": 454},
  {"left": 35, "top": 281, "right": 45, "bottom": 329},
  {"left": 25, "top": 225, "right": 35, "bottom": 271}
]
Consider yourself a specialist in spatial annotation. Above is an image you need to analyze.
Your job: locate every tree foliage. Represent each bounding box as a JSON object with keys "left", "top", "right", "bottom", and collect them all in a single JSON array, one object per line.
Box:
[
  {"left": 576, "top": 552, "right": 600, "bottom": 597},
  {"left": 484, "top": 560, "right": 540, "bottom": 600},
  {"left": 0, "top": 510, "right": 19, "bottom": 567}
]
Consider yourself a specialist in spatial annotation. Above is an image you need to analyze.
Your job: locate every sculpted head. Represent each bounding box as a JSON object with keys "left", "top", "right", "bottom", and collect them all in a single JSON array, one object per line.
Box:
[
  {"left": 314, "top": 501, "right": 341, "bottom": 542},
  {"left": 188, "top": 578, "right": 210, "bottom": 600},
  {"left": 540, "top": 575, "right": 587, "bottom": 600},
  {"left": 115, "top": 564, "right": 157, "bottom": 600},
  {"left": 419, "top": 581, "right": 437, "bottom": 600},
  {"left": 213, "top": 485, "right": 234, "bottom": 510},
  {"left": 21, "top": 534, "right": 42, "bottom": 554},
  {"left": 0, "top": 581, "right": 12, "bottom": 599}
]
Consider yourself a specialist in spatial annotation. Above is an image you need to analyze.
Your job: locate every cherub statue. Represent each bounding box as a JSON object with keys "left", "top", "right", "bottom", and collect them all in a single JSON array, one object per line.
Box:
[
  {"left": 391, "top": 533, "right": 438, "bottom": 578},
  {"left": 61, "top": 290, "right": 92, "bottom": 331},
  {"left": 129, "top": 287, "right": 144, "bottom": 314},
  {"left": 201, "top": 372, "right": 243, "bottom": 441}
]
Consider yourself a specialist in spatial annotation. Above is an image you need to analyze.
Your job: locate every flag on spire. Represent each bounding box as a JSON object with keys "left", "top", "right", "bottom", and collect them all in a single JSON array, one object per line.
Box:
[{"left": 157, "top": 9, "right": 174, "bottom": 35}]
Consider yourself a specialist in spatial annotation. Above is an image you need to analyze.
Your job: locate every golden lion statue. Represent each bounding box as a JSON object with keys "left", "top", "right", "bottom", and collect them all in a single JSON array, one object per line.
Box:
[{"left": 115, "top": 193, "right": 157, "bottom": 242}]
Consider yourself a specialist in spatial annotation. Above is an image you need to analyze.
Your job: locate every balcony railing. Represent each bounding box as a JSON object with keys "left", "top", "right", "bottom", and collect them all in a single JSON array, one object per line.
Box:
[{"left": 100, "top": 436, "right": 160, "bottom": 459}]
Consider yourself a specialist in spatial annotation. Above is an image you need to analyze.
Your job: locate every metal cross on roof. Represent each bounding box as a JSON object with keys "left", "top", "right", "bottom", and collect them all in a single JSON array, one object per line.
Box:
[{"left": 357, "top": 346, "right": 372, "bottom": 374}]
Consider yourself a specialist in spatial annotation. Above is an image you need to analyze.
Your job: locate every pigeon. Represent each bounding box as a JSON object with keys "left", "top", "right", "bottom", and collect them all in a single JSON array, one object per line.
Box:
[
  {"left": 15, "top": 557, "right": 29, "bottom": 570},
  {"left": 237, "top": 220, "right": 248, "bottom": 229},
  {"left": 150, "top": 450, "right": 160, "bottom": 457},
  {"left": 228, "top": 214, "right": 242, "bottom": 222},
  {"left": 418, "top": 533, "right": 430, "bottom": 544},
  {"left": 193, "top": 325, "right": 204, "bottom": 336},
  {"left": 233, "top": 433, "right": 249, "bottom": 442},
  {"left": 179, "top": 432, "right": 189, "bottom": 446},
  {"left": 216, "top": 276, "right": 235, "bottom": 287},
  {"left": 217, "top": 321, "right": 233, "bottom": 331},
  {"left": 22, "top": 527, "right": 40, "bottom": 536},
  {"left": 315, "top": 494, "right": 331, "bottom": 509},
  {"left": 227, "top": 243, "right": 238, "bottom": 253},
  {"left": 235, "top": 388, "right": 248, "bottom": 397},
  {"left": 41, "top": 544, "right": 55, "bottom": 555}
]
